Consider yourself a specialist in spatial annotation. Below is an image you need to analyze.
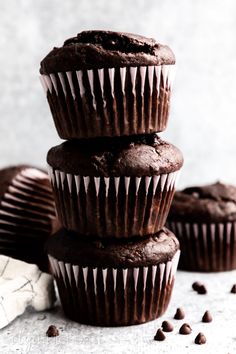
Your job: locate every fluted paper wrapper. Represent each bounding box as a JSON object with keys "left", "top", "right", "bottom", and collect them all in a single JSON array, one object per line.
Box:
[
  {"left": 48, "top": 250, "right": 179, "bottom": 326},
  {"left": 166, "top": 221, "right": 236, "bottom": 272},
  {"left": 48, "top": 165, "right": 180, "bottom": 238},
  {"left": 40, "top": 65, "right": 175, "bottom": 139},
  {"left": 0, "top": 168, "right": 56, "bottom": 270}
]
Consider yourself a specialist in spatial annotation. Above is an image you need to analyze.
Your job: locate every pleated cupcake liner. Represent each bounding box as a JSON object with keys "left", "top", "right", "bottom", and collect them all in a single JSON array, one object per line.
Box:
[
  {"left": 166, "top": 220, "right": 236, "bottom": 272},
  {"left": 0, "top": 168, "right": 56, "bottom": 268},
  {"left": 48, "top": 250, "right": 180, "bottom": 326},
  {"left": 40, "top": 64, "right": 175, "bottom": 139},
  {"left": 48, "top": 165, "right": 181, "bottom": 238}
]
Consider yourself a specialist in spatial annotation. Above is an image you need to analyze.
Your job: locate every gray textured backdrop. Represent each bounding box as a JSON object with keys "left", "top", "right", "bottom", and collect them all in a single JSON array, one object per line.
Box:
[{"left": 1, "top": 0, "right": 236, "bottom": 188}]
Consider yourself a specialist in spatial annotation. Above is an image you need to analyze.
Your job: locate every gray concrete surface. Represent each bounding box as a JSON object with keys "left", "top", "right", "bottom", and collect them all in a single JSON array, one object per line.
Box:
[{"left": 0, "top": 270, "right": 236, "bottom": 354}]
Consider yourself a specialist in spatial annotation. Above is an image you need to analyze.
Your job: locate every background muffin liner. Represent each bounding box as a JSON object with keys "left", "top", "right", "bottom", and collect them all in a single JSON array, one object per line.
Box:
[
  {"left": 166, "top": 221, "right": 236, "bottom": 272},
  {"left": 48, "top": 165, "right": 180, "bottom": 238},
  {"left": 48, "top": 250, "right": 180, "bottom": 326},
  {"left": 40, "top": 65, "right": 175, "bottom": 139},
  {"left": 0, "top": 168, "right": 56, "bottom": 271}
]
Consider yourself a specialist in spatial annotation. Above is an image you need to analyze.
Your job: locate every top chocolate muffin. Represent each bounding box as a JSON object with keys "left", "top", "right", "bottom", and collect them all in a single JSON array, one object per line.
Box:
[
  {"left": 40, "top": 30, "right": 176, "bottom": 139},
  {"left": 168, "top": 182, "right": 236, "bottom": 223},
  {"left": 40, "top": 30, "right": 175, "bottom": 73}
]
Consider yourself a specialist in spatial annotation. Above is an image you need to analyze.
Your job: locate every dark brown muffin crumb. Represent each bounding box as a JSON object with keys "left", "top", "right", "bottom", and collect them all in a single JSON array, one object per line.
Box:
[
  {"left": 46, "top": 325, "right": 59, "bottom": 337},
  {"left": 162, "top": 320, "right": 174, "bottom": 332},
  {"left": 197, "top": 284, "right": 207, "bottom": 294},
  {"left": 195, "top": 332, "right": 206, "bottom": 345},
  {"left": 179, "top": 323, "right": 192, "bottom": 335},
  {"left": 154, "top": 328, "right": 166, "bottom": 341},
  {"left": 174, "top": 307, "right": 185, "bottom": 320},
  {"left": 202, "top": 310, "right": 212, "bottom": 323},
  {"left": 230, "top": 284, "right": 236, "bottom": 293}
]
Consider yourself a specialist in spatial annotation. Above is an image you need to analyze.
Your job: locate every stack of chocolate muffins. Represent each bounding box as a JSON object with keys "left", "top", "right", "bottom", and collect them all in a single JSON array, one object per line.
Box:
[{"left": 40, "top": 31, "right": 183, "bottom": 326}]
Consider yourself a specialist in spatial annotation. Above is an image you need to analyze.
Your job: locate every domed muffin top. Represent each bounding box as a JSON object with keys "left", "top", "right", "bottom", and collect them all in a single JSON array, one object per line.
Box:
[
  {"left": 46, "top": 227, "right": 179, "bottom": 267},
  {"left": 40, "top": 30, "right": 175, "bottom": 73},
  {"left": 47, "top": 134, "right": 183, "bottom": 177},
  {"left": 169, "top": 182, "right": 236, "bottom": 222}
]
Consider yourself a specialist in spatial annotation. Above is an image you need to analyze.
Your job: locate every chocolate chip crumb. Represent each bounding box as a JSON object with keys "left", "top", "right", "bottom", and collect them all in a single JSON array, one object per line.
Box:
[
  {"left": 174, "top": 307, "right": 185, "bottom": 320},
  {"left": 195, "top": 332, "right": 206, "bottom": 345},
  {"left": 162, "top": 321, "right": 174, "bottom": 332},
  {"left": 179, "top": 323, "right": 192, "bottom": 335},
  {"left": 230, "top": 284, "right": 236, "bottom": 294},
  {"left": 154, "top": 328, "right": 166, "bottom": 341},
  {"left": 46, "top": 325, "right": 59, "bottom": 337},
  {"left": 202, "top": 310, "right": 212, "bottom": 323},
  {"left": 197, "top": 284, "right": 207, "bottom": 294},
  {"left": 192, "top": 281, "right": 202, "bottom": 291}
]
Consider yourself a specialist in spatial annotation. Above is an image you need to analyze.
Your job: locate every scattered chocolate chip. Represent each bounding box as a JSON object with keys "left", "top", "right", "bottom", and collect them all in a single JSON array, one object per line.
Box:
[
  {"left": 162, "top": 321, "right": 174, "bottom": 332},
  {"left": 230, "top": 284, "right": 236, "bottom": 294},
  {"left": 192, "top": 281, "right": 202, "bottom": 291},
  {"left": 195, "top": 332, "right": 206, "bottom": 345},
  {"left": 154, "top": 328, "right": 166, "bottom": 341},
  {"left": 202, "top": 310, "right": 212, "bottom": 323},
  {"left": 192, "top": 281, "right": 207, "bottom": 294},
  {"left": 197, "top": 284, "right": 207, "bottom": 294},
  {"left": 46, "top": 325, "right": 59, "bottom": 337},
  {"left": 174, "top": 307, "right": 185, "bottom": 320},
  {"left": 179, "top": 323, "right": 192, "bottom": 335}
]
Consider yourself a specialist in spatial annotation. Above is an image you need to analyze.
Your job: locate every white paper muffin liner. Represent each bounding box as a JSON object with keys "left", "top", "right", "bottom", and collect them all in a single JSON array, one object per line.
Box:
[
  {"left": 0, "top": 168, "right": 56, "bottom": 269},
  {"left": 40, "top": 64, "right": 175, "bottom": 139},
  {"left": 48, "top": 249, "right": 180, "bottom": 326},
  {"left": 166, "top": 220, "right": 236, "bottom": 271},
  {"left": 48, "top": 164, "right": 181, "bottom": 238}
]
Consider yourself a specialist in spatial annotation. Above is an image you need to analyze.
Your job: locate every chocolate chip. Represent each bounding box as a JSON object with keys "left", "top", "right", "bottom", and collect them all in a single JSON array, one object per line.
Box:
[
  {"left": 174, "top": 307, "right": 185, "bottom": 320},
  {"left": 179, "top": 323, "right": 192, "bottom": 335},
  {"left": 154, "top": 328, "right": 166, "bottom": 341},
  {"left": 230, "top": 284, "right": 236, "bottom": 293},
  {"left": 162, "top": 321, "right": 174, "bottom": 332},
  {"left": 192, "top": 281, "right": 202, "bottom": 291},
  {"left": 202, "top": 310, "right": 212, "bottom": 323},
  {"left": 195, "top": 332, "right": 206, "bottom": 345},
  {"left": 46, "top": 325, "right": 59, "bottom": 337},
  {"left": 197, "top": 285, "right": 207, "bottom": 295}
]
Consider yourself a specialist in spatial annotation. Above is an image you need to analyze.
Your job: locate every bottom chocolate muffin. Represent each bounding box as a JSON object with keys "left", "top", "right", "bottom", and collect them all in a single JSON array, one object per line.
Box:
[
  {"left": 167, "top": 182, "right": 236, "bottom": 272},
  {"left": 46, "top": 228, "right": 180, "bottom": 326}
]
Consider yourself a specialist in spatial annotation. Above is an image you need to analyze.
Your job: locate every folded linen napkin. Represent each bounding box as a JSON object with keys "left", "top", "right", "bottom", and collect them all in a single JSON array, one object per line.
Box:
[{"left": 0, "top": 255, "right": 55, "bottom": 329}]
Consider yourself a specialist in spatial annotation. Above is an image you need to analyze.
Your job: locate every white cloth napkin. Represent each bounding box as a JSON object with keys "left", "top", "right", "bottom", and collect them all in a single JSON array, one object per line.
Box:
[{"left": 0, "top": 255, "right": 55, "bottom": 329}]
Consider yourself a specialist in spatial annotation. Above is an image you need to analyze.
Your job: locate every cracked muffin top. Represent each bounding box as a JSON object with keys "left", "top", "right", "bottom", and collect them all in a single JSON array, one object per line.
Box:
[
  {"left": 47, "top": 134, "right": 183, "bottom": 177},
  {"left": 40, "top": 30, "right": 175, "bottom": 73}
]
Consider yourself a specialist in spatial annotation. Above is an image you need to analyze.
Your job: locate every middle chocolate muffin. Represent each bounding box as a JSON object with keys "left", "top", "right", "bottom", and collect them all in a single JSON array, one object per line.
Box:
[{"left": 47, "top": 134, "right": 183, "bottom": 238}]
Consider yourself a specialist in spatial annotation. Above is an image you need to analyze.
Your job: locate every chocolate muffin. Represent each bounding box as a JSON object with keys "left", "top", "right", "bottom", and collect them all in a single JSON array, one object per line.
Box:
[
  {"left": 46, "top": 227, "right": 180, "bottom": 326},
  {"left": 167, "top": 182, "right": 236, "bottom": 271},
  {"left": 40, "top": 30, "right": 176, "bottom": 139},
  {"left": 47, "top": 134, "right": 183, "bottom": 238},
  {"left": 0, "top": 165, "right": 58, "bottom": 271}
]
